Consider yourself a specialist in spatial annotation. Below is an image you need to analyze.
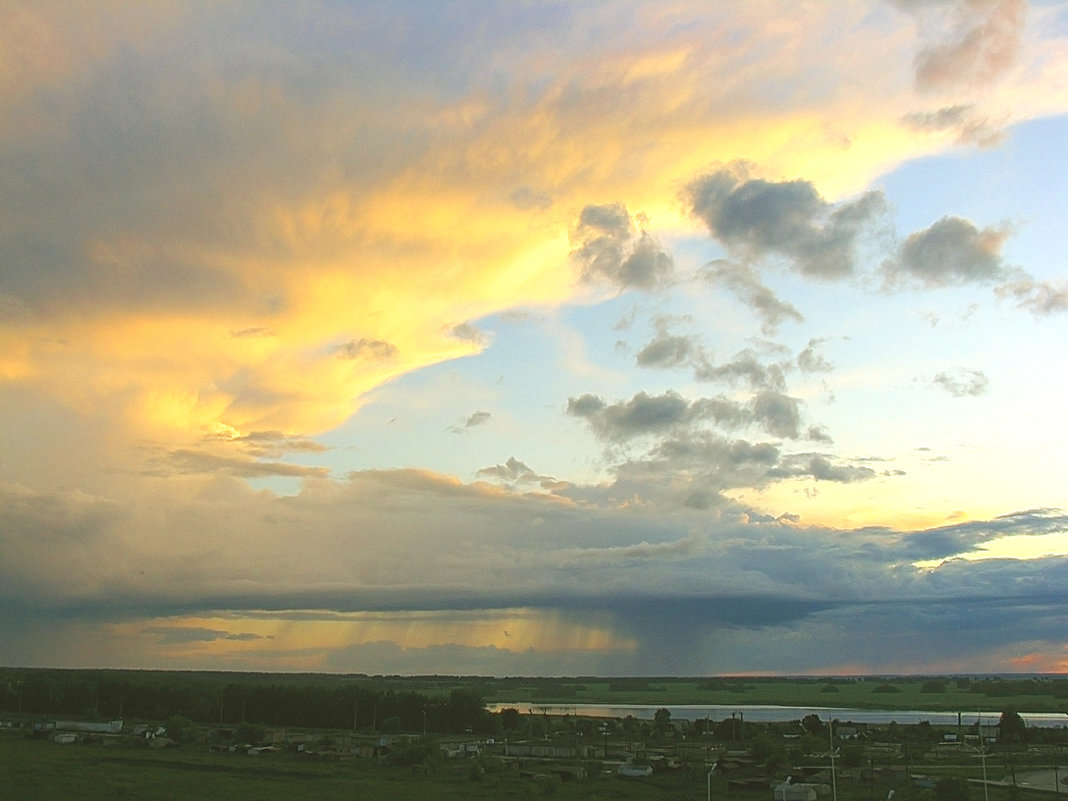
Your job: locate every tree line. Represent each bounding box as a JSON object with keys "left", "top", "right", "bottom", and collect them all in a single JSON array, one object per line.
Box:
[{"left": 0, "top": 668, "right": 493, "bottom": 734}]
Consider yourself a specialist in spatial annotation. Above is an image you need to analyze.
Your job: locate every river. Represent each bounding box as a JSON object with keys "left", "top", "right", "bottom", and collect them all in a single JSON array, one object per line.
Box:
[{"left": 485, "top": 702, "right": 1068, "bottom": 728}]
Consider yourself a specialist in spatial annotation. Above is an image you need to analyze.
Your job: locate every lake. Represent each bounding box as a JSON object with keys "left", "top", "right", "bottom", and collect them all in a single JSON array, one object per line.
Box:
[{"left": 486, "top": 702, "right": 1068, "bottom": 728}]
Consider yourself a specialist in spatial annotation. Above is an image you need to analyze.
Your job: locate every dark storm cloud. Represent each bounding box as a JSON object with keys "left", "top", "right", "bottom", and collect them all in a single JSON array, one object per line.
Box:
[
  {"left": 572, "top": 203, "right": 674, "bottom": 290},
  {"left": 142, "top": 626, "right": 273, "bottom": 645},
  {"left": 686, "top": 164, "right": 886, "bottom": 279},
  {"left": 886, "top": 215, "right": 1010, "bottom": 286},
  {"left": 899, "top": 508, "right": 1068, "bottom": 561},
  {"left": 932, "top": 368, "right": 990, "bottom": 397},
  {"left": 3, "top": 470, "right": 1067, "bottom": 674}
]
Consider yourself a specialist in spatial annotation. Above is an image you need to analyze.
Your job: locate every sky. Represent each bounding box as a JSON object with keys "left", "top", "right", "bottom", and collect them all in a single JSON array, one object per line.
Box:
[{"left": 2, "top": 0, "right": 1068, "bottom": 678}]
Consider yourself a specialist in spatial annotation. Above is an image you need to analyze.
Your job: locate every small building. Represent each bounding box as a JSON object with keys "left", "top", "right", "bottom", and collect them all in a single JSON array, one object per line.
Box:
[
  {"left": 617, "top": 761, "right": 653, "bottom": 778},
  {"left": 774, "top": 782, "right": 818, "bottom": 801}
]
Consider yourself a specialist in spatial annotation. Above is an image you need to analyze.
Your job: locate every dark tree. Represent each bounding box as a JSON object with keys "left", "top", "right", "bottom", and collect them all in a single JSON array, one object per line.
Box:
[
  {"left": 801, "top": 713, "right": 826, "bottom": 736},
  {"left": 934, "top": 776, "right": 972, "bottom": 801},
  {"left": 998, "top": 709, "right": 1027, "bottom": 744},
  {"left": 499, "top": 707, "right": 521, "bottom": 731},
  {"left": 654, "top": 707, "right": 672, "bottom": 733}
]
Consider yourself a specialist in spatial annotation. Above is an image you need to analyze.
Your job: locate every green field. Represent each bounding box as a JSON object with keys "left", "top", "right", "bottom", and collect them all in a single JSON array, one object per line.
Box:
[
  {"left": 477, "top": 676, "right": 1068, "bottom": 713},
  {"left": 2, "top": 730, "right": 1063, "bottom": 801},
  {"left": 0, "top": 733, "right": 719, "bottom": 801},
  {"left": 3, "top": 672, "right": 1067, "bottom": 801}
]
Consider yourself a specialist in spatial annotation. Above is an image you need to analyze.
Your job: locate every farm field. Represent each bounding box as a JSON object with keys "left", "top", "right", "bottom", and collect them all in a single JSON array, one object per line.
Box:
[
  {"left": 476, "top": 676, "right": 1068, "bottom": 713},
  {"left": 0, "top": 732, "right": 731, "bottom": 801},
  {"left": 1, "top": 729, "right": 1063, "bottom": 801}
]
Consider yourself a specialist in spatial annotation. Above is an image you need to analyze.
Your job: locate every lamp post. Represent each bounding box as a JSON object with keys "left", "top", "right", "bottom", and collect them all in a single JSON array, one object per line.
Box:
[
  {"left": 829, "top": 720, "right": 838, "bottom": 801},
  {"left": 707, "top": 763, "right": 716, "bottom": 801},
  {"left": 979, "top": 712, "right": 989, "bottom": 801}
]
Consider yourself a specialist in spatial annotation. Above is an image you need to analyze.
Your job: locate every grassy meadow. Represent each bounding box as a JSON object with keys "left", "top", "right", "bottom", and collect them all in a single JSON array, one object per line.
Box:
[
  {"left": 476, "top": 676, "right": 1068, "bottom": 713},
  {"left": 2, "top": 729, "right": 1063, "bottom": 801}
]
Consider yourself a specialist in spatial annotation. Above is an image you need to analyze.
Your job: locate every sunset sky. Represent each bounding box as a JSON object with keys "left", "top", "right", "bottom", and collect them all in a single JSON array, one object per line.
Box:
[{"left": 2, "top": 0, "right": 1067, "bottom": 677}]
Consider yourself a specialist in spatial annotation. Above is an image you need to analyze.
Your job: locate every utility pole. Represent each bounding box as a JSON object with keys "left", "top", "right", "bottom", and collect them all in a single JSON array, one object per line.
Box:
[{"left": 829, "top": 719, "right": 838, "bottom": 801}]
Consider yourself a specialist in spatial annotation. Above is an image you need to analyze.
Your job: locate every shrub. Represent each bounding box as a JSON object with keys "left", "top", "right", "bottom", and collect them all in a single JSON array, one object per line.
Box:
[{"left": 934, "top": 776, "right": 972, "bottom": 801}]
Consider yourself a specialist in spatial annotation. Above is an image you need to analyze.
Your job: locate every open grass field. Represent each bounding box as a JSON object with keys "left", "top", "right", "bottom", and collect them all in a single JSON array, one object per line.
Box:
[
  {"left": 2, "top": 731, "right": 1063, "bottom": 801},
  {"left": 0, "top": 732, "right": 714, "bottom": 801},
  {"left": 476, "top": 677, "right": 1068, "bottom": 713}
]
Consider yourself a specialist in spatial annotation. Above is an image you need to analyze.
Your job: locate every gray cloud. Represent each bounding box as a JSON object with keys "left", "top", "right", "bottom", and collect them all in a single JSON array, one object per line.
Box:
[
  {"left": 448, "top": 322, "right": 489, "bottom": 346},
  {"left": 886, "top": 215, "right": 1011, "bottom": 286},
  {"left": 571, "top": 203, "right": 674, "bottom": 290},
  {"left": 567, "top": 390, "right": 691, "bottom": 441},
  {"left": 476, "top": 456, "right": 555, "bottom": 487},
  {"left": 704, "top": 260, "right": 804, "bottom": 333},
  {"left": 226, "top": 431, "right": 329, "bottom": 459},
  {"left": 996, "top": 277, "right": 1068, "bottom": 315},
  {"left": 686, "top": 164, "right": 886, "bottom": 279},
  {"left": 159, "top": 449, "right": 329, "bottom": 479},
  {"left": 634, "top": 321, "right": 798, "bottom": 395},
  {"left": 694, "top": 348, "right": 788, "bottom": 392},
  {"left": 797, "top": 338, "right": 834, "bottom": 373},
  {"left": 932, "top": 368, "right": 990, "bottom": 397},
  {"left": 751, "top": 391, "right": 802, "bottom": 439},
  {"left": 636, "top": 333, "right": 693, "bottom": 368},
  {"left": 508, "top": 185, "right": 553, "bottom": 211},
  {"left": 805, "top": 425, "right": 834, "bottom": 444},
  {"left": 2, "top": 474, "right": 1066, "bottom": 674},
  {"left": 569, "top": 387, "right": 808, "bottom": 444},
  {"left": 767, "top": 453, "right": 878, "bottom": 483},
  {"left": 902, "top": 104, "right": 1005, "bottom": 147},
  {"left": 337, "top": 338, "right": 398, "bottom": 361},
  {"left": 448, "top": 411, "right": 492, "bottom": 434},
  {"left": 142, "top": 626, "right": 273, "bottom": 645},
  {"left": 230, "top": 327, "right": 273, "bottom": 339},
  {"left": 896, "top": 0, "right": 1027, "bottom": 92}
]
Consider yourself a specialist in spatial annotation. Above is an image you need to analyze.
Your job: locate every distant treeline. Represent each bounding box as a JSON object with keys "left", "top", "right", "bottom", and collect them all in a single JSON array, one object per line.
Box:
[
  {"left": 0, "top": 668, "right": 492, "bottom": 733},
  {"left": 968, "top": 677, "right": 1068, "bottom": 697}
]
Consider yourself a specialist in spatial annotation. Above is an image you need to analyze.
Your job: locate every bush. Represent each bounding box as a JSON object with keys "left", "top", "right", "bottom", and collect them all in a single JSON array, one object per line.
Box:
[
  {"left": 163, "top": 715, "right": 196, "bottom": 743},
  {"left": 934, "top": 776, "right": 972, "bottom": 801},
  {"left": 234, "top": 722, "right": 265, "bottom": 744}
]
